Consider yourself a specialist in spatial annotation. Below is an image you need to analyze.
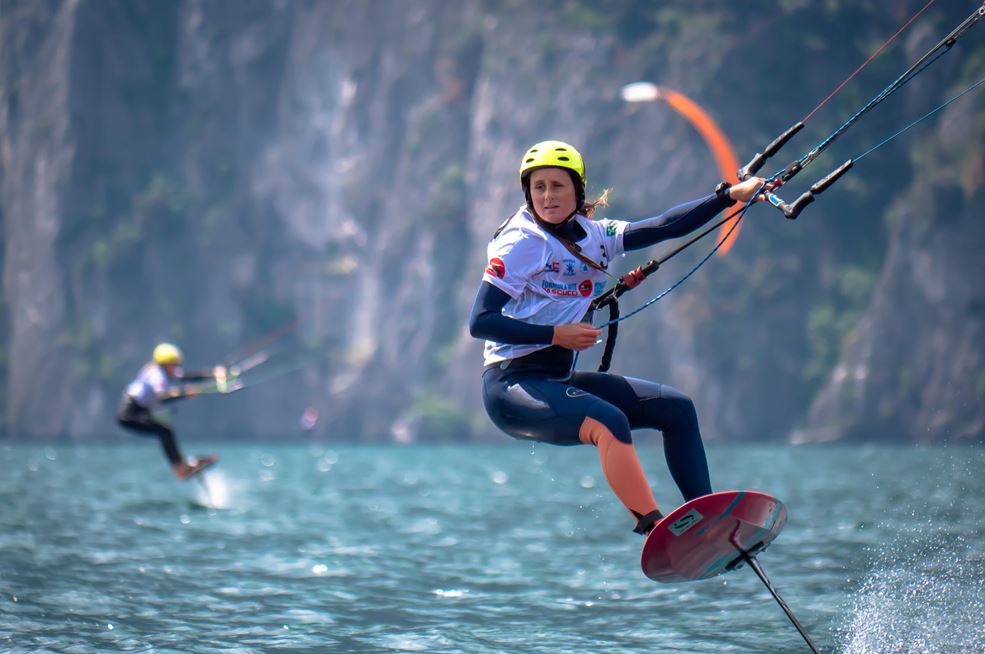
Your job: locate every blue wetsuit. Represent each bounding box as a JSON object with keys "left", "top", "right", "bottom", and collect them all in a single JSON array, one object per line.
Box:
[{"left": 471, "top": 194, "right": 730, "bottom": 505}]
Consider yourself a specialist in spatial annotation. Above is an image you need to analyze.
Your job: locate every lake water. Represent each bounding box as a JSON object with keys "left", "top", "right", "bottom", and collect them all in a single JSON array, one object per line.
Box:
[{"left": 1, "top": 442, "right": 982, "bottom": 653}]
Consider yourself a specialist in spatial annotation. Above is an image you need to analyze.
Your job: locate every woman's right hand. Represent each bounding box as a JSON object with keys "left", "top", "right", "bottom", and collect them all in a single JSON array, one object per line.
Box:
[
  {"left": 729, "top": 176, "right": 773, "bottom": 203},
  {"left": 552, "top": 322, "right": 602, "bottom": 351}
]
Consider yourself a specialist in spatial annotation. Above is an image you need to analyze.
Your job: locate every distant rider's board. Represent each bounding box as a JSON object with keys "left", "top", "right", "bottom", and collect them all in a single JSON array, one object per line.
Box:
[
  {"left": 185, "top": 455, "right": 218, "bottom": 480},
  {"left": 185, "top": 455, "right": 220, "bottom": 509},
  {"left": 641, "top": 490, "right": 820, "bottom": 654},
  {"left": 641, "top": 490, "right": 786, "bottom": 583}
]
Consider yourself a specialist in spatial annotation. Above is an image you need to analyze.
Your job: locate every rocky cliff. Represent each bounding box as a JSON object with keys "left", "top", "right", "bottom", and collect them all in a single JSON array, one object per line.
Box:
[{"left": 1, "top": 0, "right": 982, "bottom": 442}]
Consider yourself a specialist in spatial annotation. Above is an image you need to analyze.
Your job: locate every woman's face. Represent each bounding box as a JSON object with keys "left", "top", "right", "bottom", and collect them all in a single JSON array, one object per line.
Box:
[{"left": 529, "top": 167, "right": 577, "bottom": 224}]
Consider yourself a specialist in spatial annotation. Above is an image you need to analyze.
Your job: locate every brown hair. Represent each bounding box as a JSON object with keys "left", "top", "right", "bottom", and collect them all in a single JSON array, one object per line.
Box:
[{"left": 582, "top": 188, "right": 610, "bottom": 218}]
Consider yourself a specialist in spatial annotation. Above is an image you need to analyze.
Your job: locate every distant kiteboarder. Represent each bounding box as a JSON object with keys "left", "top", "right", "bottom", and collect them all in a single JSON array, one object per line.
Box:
[
  {"left": 469, "top": 140, "right": 767, "bottom": 536},
  {"left": 116, "top": 343, "right": 232, "bottom": 480}
]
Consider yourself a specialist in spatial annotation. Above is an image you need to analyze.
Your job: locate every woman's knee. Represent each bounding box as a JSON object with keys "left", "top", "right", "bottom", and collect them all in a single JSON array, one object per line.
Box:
[
  {"left": 583, "top": 405, "right": 632, "bottom": 444},
  {"left": 664, "top": 387, "right": 698, "bottom": 418},
  {"left": 642, "top": 385, "right": 699, "bottom": 433}
]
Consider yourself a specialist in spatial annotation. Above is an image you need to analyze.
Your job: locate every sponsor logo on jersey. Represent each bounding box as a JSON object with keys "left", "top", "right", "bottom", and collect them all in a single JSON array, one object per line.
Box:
[
  {"left": 541, "top": 280, "right": 582, "bottom": 297},
  {"left": 485, "top": 257, "right": 506, "bottom": 278},
  {"left": 563, "top": 259, "right": 577, "bottom": 276},
  {"left": 544, "top": 260, "right": 560, "bottom": 273},
  {"left": 605, "top": 223, "right": 618, "bottom": 237},
  {"left": 540, "top": 278, "right": 601, "bottom": 298}
]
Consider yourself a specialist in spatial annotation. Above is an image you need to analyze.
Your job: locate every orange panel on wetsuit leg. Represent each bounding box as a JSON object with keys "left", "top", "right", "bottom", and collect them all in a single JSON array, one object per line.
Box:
[{"left": 579, "top": 416, "right": 659, "bottom": 520}]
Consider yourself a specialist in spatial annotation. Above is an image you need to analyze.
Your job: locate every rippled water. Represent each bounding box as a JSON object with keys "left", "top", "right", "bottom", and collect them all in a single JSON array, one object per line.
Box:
[{"left": 1, "top": 442, "right": 982, "bottom": 653}]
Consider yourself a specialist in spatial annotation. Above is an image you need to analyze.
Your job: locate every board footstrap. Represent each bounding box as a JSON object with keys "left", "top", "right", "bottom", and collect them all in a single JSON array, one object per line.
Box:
[{"left": 632, "top": 509, "right": 665, "bottom": 535}]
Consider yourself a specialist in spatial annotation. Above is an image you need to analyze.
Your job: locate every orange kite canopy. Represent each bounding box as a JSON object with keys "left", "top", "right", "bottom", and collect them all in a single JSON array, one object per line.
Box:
[{"left": 622, "top": 82, "right": 743, "bottom": 253}]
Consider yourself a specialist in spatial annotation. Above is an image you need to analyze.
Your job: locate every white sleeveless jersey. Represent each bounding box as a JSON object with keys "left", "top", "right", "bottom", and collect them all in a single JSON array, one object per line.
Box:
[
  {"left": 481, "top": 207, "right": 628, "bottom": 365},
  {"left": 126, "top": 363, "right": 180, "bottom": 410}
]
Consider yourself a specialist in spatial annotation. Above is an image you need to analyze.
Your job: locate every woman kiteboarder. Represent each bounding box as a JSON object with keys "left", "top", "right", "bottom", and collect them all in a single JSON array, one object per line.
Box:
[{"left": 469, "top": 140, "right": 766, "bottom": 536}]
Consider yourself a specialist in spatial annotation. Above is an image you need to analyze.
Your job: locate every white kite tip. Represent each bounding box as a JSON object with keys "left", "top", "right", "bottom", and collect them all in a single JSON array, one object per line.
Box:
[{"left": 620, "top": 82, "right": 661, "bottom": 103}]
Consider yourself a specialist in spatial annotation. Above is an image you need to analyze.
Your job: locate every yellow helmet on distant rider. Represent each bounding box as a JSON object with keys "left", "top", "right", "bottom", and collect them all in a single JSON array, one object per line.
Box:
[
  {"left": 153, "top": 343, "right": 183, "bottom": 365},
  {"left": 518, "top": 140, "right": 586, "bottom": 187}
]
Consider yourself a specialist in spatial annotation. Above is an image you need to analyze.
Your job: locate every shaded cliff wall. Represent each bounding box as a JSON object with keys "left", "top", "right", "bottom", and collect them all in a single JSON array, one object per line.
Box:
[
  {"left": 802, "top": 86, "right": 985, "bottom": 443},
  {"left": 1, "top": 1, "right": 982, "bottom": 442},
  {"left": 3, "top": 0, "right": 91, "bottom": 437}
]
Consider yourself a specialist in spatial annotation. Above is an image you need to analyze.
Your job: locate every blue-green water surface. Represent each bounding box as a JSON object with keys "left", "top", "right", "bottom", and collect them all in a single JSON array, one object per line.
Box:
[{"left": 1, "top": 443, "right": 983, "bottom": 653}]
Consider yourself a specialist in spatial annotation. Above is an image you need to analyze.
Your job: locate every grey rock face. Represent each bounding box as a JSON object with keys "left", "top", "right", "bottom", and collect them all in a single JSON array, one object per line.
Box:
[{"left": 2, "top": 1, "right": 982, "bottom": 443}]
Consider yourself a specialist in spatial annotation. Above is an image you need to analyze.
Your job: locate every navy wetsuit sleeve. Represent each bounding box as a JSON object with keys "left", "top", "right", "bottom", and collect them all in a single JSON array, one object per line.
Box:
[
  {"left": 469, "top": 281, "right": 555, "bottom": 345},
  {"left": 180, "top": 370, "right": 215, "bottom": 381},
  {"left": 623, "top": 193, "right": 729, "bottom": 251}
]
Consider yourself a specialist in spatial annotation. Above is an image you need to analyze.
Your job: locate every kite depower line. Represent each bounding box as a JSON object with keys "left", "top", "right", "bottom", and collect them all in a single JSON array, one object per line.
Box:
[{"left": 588, "top": 0, "right": 985, "bottom": 374}]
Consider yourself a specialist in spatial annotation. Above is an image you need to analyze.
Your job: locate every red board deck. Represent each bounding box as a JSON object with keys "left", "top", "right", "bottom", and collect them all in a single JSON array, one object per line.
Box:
[{"left": 641, "top": 490, "right": 787, "bottom": 583}]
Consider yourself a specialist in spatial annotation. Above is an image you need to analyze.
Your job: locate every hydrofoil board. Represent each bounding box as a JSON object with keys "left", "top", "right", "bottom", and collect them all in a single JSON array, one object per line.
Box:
[{"left": 641, "top": 490, "right": 786, "bottom": 583}]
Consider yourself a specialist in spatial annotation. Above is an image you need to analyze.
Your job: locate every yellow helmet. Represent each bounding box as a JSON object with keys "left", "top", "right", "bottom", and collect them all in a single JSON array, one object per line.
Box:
[
  {"left": 518, "top": 140, "right": 586, "bottom": 187},
  {"left": 153, "top": 343, "right": 183, "bottom": 365}
]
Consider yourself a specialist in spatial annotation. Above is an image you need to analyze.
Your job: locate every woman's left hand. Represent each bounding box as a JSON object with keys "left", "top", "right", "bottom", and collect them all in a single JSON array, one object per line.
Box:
[{"left": 729, "top": 177, "right": 772, "bottom": 203}]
